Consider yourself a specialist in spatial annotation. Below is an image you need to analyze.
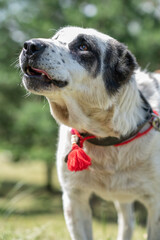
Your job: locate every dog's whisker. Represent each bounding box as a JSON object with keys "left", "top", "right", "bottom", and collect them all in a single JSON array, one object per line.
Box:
[
  {"left": 11, "top": 58, "right": 19, "bottom": 68},
  {"left": 23, "top": 91, "right": 31, "bottom": 98},
  {"left": 48, "top": 28, "right": 58, "bottom": 33}
]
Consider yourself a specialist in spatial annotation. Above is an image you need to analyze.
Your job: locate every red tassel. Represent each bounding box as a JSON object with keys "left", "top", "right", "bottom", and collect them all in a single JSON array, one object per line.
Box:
[{"left": 67, "top": 143, "right": 92, "bottom": 172}]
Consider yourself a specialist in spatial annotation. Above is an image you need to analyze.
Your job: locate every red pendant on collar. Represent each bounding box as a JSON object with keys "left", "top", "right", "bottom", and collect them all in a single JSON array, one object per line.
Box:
[
  {"left": 67, "top": 129, "right": 96, "bottom": 172},
  {"left": 67, "top": 143, "right": 92, "bottom": 171}
]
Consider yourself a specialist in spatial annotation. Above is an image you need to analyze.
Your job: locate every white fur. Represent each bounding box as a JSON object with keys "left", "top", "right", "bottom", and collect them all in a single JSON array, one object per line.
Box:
[{"left": 20, "top": 26, "right": 160, "bottom": 240}]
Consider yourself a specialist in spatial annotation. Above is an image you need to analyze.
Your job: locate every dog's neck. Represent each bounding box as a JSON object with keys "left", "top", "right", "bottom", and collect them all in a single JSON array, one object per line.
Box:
[
  {"left": 112, "top": 79, "right": 148, "bottom": 137},
  {"left": 48, "top": 77, "right": 150, "bottom": 138}
]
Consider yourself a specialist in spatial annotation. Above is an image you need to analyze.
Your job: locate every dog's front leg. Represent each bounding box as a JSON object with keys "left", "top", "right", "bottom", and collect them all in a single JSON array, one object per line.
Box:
[
  {"left": 114, "top": 201, "right": 134, "bottom": 240},
  {"left": 63, "top": 190, "right": 92, "bottom": 240},
  {"left": 147, "top": 203, "right": 160, "bottom": 240}
]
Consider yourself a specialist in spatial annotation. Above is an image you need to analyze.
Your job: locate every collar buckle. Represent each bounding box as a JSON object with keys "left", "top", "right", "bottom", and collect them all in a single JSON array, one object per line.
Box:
[{"left": 151, "top": 113, "right": 160, "bottom": 131}]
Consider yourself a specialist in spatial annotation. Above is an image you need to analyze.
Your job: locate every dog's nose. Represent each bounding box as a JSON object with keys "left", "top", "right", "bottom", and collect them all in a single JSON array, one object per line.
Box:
[{"left": 23, "top": 40, "right": 46, "bottom": 56}]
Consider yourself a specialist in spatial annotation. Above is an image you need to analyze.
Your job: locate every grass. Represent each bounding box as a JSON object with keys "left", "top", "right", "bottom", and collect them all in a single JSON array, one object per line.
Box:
[
  {"left": 0, "top": 153, "right": 147, "bottom": 240},
  {"left": 0, "top": 214, "right": 70, "bottom": 240},
  {"left": 0, "top": 215, "right": 147, "bottom": 240}
]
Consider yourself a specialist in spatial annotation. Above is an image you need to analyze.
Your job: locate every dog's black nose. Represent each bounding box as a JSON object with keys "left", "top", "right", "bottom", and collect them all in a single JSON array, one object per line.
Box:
[{"left": 23, "top": 40, "right": 46, "bottom": 56}]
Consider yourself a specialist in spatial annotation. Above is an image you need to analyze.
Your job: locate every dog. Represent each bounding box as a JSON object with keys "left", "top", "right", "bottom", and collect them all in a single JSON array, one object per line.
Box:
[{"left": 19, "top": 26, "right": 160, "bottom": 240}]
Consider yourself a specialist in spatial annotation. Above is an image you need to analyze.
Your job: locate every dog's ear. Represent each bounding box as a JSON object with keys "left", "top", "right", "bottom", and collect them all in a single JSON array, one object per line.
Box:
[{"left": 103, "top": 40, "right": 138, "bottom": 95}]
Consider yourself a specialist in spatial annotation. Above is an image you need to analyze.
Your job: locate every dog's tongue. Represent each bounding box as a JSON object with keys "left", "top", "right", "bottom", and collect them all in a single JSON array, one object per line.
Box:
[{"left": 31, "top": 67, "right": 52, "bottom": 79}]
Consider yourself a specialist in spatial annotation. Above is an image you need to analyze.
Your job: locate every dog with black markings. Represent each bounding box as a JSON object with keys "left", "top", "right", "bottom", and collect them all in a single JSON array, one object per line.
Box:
[{"left": 19, "top": 26, "right": 160, "bottom": 240}]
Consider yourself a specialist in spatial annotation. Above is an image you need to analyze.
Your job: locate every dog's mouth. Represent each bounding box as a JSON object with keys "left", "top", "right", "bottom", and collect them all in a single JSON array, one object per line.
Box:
[{"left": 24, "top": 66, "right": 68, "bottom": 88}]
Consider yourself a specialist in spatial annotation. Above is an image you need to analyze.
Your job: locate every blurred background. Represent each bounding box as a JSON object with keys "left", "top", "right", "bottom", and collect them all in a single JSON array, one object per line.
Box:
[{"left": 0, "top": 0, "right": 160, "bottom": 239}]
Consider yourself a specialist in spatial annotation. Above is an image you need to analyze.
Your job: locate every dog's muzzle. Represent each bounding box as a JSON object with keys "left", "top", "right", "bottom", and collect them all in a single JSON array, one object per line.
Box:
[{"left": 20, "top": 39, "right": 68, "bottom": 90}]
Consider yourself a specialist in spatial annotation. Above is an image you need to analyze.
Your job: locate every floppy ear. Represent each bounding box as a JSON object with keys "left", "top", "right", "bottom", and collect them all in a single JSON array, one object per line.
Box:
[{"left": 103, "top": 40, "right": 138, "bottom": 95}]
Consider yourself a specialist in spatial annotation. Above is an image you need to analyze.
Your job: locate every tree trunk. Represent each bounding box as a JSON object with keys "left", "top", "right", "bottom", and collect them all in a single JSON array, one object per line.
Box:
[{"left": 46, "top": 161, "right": 53, "bottom": 192}]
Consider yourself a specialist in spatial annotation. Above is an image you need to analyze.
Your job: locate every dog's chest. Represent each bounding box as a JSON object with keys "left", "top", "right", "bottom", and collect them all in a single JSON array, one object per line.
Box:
[
  {"left": 87, "top": 164, "right": 138, "bottom": 202},
  {"left": 71, "top": 143, "right": 152, "bottom": 201},
  {"left": 58, "top": 128, "right": 156, "bottom": 202}
]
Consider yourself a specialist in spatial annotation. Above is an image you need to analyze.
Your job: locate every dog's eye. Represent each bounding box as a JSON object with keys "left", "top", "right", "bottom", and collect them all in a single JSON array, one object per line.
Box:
[{"left": 78, "top": 44, "right": 88, "bottom": 51}]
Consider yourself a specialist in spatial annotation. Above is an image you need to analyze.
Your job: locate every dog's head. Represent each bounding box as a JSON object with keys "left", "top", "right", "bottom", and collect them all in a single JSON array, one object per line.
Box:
[{"left": 19, "top": 26, "right": 137, "bottom": 137}]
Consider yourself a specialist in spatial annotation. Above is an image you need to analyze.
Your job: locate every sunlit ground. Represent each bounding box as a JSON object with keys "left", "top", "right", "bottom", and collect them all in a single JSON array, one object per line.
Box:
[{"left": 0, "top": 154, "right": 147, "bottom": 240}]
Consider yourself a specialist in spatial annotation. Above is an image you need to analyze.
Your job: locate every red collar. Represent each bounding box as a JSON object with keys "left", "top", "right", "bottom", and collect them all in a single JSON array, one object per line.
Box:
[
  {"left": 71, "top": 110, "right": 159, "bottom": 147},
  {"left": 65, "top": 110, "right": 159, "bottom": 172}
]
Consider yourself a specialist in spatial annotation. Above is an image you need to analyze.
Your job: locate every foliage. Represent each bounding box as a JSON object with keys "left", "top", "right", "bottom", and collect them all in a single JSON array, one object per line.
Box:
[{"left": 0, "top": 0, "right": 160, "bottom": 162}]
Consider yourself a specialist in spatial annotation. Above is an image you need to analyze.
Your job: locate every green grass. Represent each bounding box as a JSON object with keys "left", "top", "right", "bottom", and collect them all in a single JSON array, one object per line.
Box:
[
  {"left": 0, "top": 215, "right": 147, "bottom": 240},
  {"left": 0, "top": 214, "right": 70, "bottom": 240},
  {"left": 0, "top": 155, "right": 147, "bottom": 240}
]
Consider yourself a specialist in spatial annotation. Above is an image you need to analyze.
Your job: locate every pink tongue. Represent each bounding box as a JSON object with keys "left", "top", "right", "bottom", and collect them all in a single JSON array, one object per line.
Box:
[{"left": 31, "top": 67, "right": 52, "bottom": 79}]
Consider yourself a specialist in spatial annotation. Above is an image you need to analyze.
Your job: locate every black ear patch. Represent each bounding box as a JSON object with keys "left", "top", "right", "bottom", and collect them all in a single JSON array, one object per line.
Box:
[{"left": 103, "top": 40, "right": 138, "bottom": 95}]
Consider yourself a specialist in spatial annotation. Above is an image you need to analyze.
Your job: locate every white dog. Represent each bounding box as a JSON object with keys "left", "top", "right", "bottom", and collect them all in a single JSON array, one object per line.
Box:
[{"left": 19, "top": 26, "right": 160, "bottom": 240}]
